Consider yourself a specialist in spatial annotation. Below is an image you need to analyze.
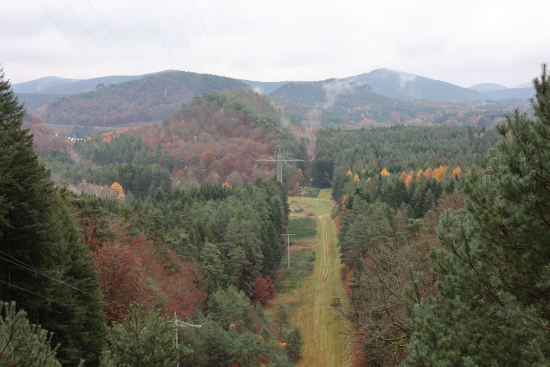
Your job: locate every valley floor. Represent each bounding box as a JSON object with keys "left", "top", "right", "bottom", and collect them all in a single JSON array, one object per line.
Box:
[{"left": 266, "top": 189, "right": 350, "bottom": 366}]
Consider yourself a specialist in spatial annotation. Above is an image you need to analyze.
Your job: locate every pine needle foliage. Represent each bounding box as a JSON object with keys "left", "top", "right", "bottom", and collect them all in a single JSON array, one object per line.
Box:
[
  {"left": 403, "top": 64, "right": 550, "bottom": 365},
  {"left": 0, "top": 302, "right": 61, "bottom": 367},
  {"left": 0, "top": 65, "right": 106, "bottom": 366}
]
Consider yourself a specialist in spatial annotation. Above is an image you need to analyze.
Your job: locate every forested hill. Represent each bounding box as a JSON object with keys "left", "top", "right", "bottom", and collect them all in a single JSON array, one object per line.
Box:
[
  {"left": 268, "top": 79, "right": 513, "bottom": 128},
  {"left": 22, "top": 112, "right": 72, "bottom": 151},
  {"left": 35, "top": 70, "right": 248, "bottom": 127},
  {"left": 45, "top": 88, "right": 306, "bottom": 198}
]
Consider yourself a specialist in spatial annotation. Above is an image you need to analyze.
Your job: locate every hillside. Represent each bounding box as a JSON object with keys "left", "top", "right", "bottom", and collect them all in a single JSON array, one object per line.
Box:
[
  {"left": 346, "top": 68, "right": 485, "bottom": 101},
  {"left": 16, "top": 92, "right": 69, "bottom": 112},
  {"left": 240, "top": 79, "right": 305, "bottom": 94},
  {"left": 67, "top": 88, "right": 306, "bottom": 191},
  {"left": 469, "top": 83, "right": 508, "bottom": 92},
  {"left": 485, "top": 86, "right": 535, "bottom": 100},
  {"left": 22, "top": 112, "right": 72, "bottom": 151},
  {"left": 36, "top": 71, "right": 249, "bottom": 127},
  {"left": 268, "top": 78, "right": 506, "bottom": 128}
]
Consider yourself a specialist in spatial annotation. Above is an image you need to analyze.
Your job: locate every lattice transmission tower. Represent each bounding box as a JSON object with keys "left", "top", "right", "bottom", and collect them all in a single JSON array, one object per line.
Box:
[{"left": 256, "top": 148, "right": 304, "bottom": 184}]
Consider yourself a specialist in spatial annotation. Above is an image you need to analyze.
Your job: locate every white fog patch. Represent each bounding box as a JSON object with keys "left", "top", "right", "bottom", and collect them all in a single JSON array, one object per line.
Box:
[
  {"left": 253, "top": 86, "right": 264, "bottom": 94},
  {"left": 280, "top": 116, "right": 290, "bottom": 127},
  {"left": 322, "top": 79, "right": 355, "bottom": 108},
  {"left": 397, "top": 70, "right": 417, "bottom": 87}
]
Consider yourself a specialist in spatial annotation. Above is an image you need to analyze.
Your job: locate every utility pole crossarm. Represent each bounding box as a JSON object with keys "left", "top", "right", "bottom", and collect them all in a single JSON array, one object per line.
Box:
[
  {"left": 174, "top": 320, "right": 201, "bottom": 328},
  {"left": 256, "top": 148, "right": 304, "bottom": 184}
]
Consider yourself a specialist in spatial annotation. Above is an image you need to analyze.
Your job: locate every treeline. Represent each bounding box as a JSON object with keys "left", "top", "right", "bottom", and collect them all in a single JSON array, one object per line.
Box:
[
  {"left": 313, "top": 124, "right": 497, "bottom": 191},
  {"left": 0, "top": 66, "right": 302, "bottom": 366},
  {"left": 39, "top": 150, "right": 173, "bottom": 200},
  {"left": 335, "top": 67, "right": 550, "bottom": 366}
]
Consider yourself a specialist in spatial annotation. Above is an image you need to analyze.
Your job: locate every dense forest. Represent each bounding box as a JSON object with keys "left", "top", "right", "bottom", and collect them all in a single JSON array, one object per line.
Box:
[
  {"left": 330, "top": 66, "right": 550, "bottom": 366},
  {"left": 41, "top": 88, "right": 307, "bottom": 200},
  {"left": 3, "top": 54, "right": 550, "bottom": 367},
  {"left": 0, "top": 66, "right": 303, "bottom": 366}
]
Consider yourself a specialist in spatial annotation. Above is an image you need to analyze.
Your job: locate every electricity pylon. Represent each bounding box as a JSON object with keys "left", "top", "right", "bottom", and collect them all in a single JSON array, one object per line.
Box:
[{"left": 256, "top": 148, "right": 304, "bottom": 184}]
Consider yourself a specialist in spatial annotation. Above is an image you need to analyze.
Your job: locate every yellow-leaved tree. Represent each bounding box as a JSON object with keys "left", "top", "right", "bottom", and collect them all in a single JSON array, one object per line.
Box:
[
  {"left": 433, "top": 165, "right": 447, "bottom": 181},
  {"left": 452, "top": 166, "right": 462, "bottom": 179},
  {"left": 110, "top": 182, "right": 125, "bottom": 200},
  {"left": 380, "top": 168, "right": 390, "bottom": 177}
]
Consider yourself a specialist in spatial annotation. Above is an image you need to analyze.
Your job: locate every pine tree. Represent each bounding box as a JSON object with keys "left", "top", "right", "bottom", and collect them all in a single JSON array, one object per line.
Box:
[
  {"left": 0, "top": 65, "right": 106, "bottom": 365},
  {"left": 274, "top": 303, "right": 290, "bottom": 336},
  {"left": 200, "top": 241, "right": 227, "bottom": 288},
  {"left": 0, "top": 302, "right": 61, "bottom": 367},
  {"left": 284, "top": 325, "right": 304, "bottom": 361},
  {"left": 100, "top": 306, "right": 193, "bottom": 366},
  {"left": 403, "top": 64, "right": 550, "bottom": 366}
]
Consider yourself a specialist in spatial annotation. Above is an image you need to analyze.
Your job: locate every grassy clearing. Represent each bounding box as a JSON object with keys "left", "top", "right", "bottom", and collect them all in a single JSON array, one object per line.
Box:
[
  {"left": 276, "top": 246, "right": 316, "bottom": 292},
  {"left": 286, "top": 217, "right": 317, "bottom": 238},
  {"left": 266, "top": 190, "right": 350, "bottom": 366}
]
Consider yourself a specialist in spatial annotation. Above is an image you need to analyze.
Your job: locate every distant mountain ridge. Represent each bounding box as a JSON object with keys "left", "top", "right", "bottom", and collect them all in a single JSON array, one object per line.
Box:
[
  {"left": 35, "top": 70, "right": 248, "bottom": 127},
  {"left": 239, "top": 79, "right": 306, "bottom": 94},
  {"left": 16, "top": 69, "right": 537, "bottom": 104},
  {"left": 12, "top": 76, "right": 80, "bottom": 93},
  {"left": 469, "top": 83, "right": 508, "bottom": 92},
  {"left": 484, "top": 87, "right": 535, "bottom": 100},
  {"left": 345, "top": 68, "right": 485, "bottom": 101}
]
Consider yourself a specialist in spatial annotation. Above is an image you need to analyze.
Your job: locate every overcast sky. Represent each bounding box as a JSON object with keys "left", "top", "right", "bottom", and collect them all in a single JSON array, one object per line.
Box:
[{"left": 1, "top": 0, "right": 548, "bottom": 88}]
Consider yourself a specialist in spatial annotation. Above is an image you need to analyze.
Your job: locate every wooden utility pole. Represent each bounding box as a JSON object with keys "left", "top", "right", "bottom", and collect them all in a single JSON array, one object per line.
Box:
[{"left": 283, "top": 234, "right": 295, "bottom": 268}]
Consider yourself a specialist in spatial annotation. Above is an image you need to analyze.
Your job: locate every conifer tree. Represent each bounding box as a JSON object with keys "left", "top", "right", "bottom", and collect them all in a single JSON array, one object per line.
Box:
[
  {"left": 284, "top": 325, "right": 304, "bottom": 361},
  {"left": 0, "top": 302, "right": 61, "bottom": 367},
  {"left": 403, "top": 64, "right": 550, "bottom": 366},
  {"left": 0, "top": 65, "right": 106, "bottom": 365},
  {"left": 100, "top": 306, "right": 193, "bottom": 366},
  {"left": 274, "top": 303, "right": 290, "bottom": 336}
]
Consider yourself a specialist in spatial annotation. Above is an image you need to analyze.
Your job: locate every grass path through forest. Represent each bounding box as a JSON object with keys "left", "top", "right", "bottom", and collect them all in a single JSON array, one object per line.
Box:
[{"left": 266, "top": 189, "right": 349, "bottom": 366}]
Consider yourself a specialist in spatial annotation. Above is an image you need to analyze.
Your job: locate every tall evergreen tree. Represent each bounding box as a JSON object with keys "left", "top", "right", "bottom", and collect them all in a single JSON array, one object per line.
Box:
[
  {"left": 0, "top": 65, "right": 106, "bottom": 365},
  {"left": 403, "top": 64, "right": 550, "bottom": 366}
]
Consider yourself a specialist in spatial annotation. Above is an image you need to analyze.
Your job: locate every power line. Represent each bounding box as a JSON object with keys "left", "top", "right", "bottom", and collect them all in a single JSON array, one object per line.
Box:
[
  {"left": 136, "top": 0, "right": 197, "bottom": 97},
  {"left": 35, "top": 0, "right": 175, "bottom": 125},
  {"left": 0, "top": 251, "right": 129, "bottom": 310},
  {"left": 64, "top": 0, "right": 194, "bottom": 116},
  {"left": 161, "top": 0, "right": 217, "bottom": 93},
  {"left": 154, "top": 0, "right": 200, "bottom": 74},
  {"left": 0, "top": 279, "right": 103, "bottom": 317},
  {"left": 190, "top": 0, "right": 234, "bottom": 91},
  {"left": 222, "top": 0, "right": 252, "bottom": 80},
  {"left": 85, "top": 0, "right": 185, "bottom": 101},
  {"left": 34, "top": 0, "right": 113, "bottom": 87}
]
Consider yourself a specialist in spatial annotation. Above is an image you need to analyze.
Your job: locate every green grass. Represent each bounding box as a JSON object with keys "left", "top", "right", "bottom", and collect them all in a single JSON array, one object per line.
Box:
[
  {"left": 287, "top": 217, "right": 317, "bottom": 238},
  {"left": 275, "top": 249, "right": 315, "bottom": 292}
]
